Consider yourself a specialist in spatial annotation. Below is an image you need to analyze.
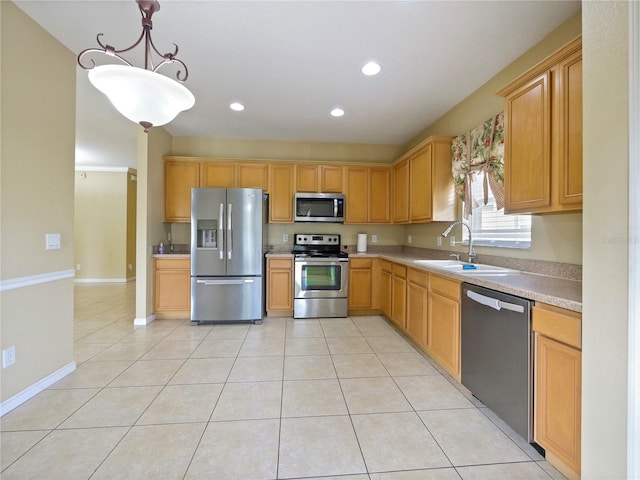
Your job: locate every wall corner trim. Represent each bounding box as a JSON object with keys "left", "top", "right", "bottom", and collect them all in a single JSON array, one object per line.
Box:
[
  {"left": 0, "top": 269, "right": 75, "bottom": 292},
  {"left": 0, "top": 361, "right": 76, "bottom": 417},
  {"left": 134, "top": 314, "right": 156, "bottom": 326}
]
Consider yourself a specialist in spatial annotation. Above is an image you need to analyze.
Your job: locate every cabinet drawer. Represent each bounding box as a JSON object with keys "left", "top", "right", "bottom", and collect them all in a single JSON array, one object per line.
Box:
[
  {"left": 429, "top": 274, "right": 460, "bottom": 300},
  {"left": 350, "top": 258, "right": 372, "bottom": 269},
  {"left": 392, "top": 264, "right": 407, "bottom": 278},
  {"left": 532, "top": 303, "right": 581, "bottom": 349},
  {"left": 155, "top": 258, "right": 190, "bottom": 270},
  {"left": 268, "top": 258, "right": 293, "bottom": 270},
  {"left": 379, "top": 260, "right": 392, "bottom": 273},
  {"left": 407, "top": 267, "right": 428, "bottom": 287}
]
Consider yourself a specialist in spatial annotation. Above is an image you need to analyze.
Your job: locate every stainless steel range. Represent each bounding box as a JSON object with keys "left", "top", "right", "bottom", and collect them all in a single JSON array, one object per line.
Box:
[{"left": 292, "top": 234, "right": 349, "bottom": 319}]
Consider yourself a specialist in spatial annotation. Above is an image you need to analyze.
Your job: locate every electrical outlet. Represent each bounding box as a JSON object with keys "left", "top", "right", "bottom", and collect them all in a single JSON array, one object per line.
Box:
[
  {"left": 407, "top": 234, "right": 412, "bottom": 244},
  {"left": 45, "top": 233, "right": 61, "bottom": 250},
  {"left": 449, "top": 235, "right": 456, "bottom": 247},
  {"left": 436, "top": 236, "right": 442, "bottom": 247},
  {"left": 283, "top": 233, "right": 289, "bottom": 242},
  {"left": 371, "top": 234, "right": 378, "bottom": 243},
  {"left": 3, "top": 346, "right": 16, "bottom": 368},
  {"left": 76, "top": 264, "right": 81, "bottom": 271},
  {"left": 128, "top": 264, "right": 133, "bottom": 271}
]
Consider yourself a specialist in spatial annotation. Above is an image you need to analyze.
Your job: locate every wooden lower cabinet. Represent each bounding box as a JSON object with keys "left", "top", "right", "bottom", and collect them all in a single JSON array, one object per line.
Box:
[
  {"left": 154, "top": 257, "right": 191, "bottom": 318},
  {"left": 390, "top": 264, "right": 407, "bottom": 329},
  {"left": 266, "top": 257, "right": 293, "bottom": 316},
  {"left": 348, "top": 258, "right": 373, "bottom": 312},
  {"left": 427, "top": 274, "right": 461, "bottom": 380},
  {"left": 405, "top": 268, "right": 428, "bottom": 349},
  {"left": 532, "top": 303, "right": 582, "bottom": 478},
  {"left": 379, "top": 261, "right": 392, "bottom": 319}
]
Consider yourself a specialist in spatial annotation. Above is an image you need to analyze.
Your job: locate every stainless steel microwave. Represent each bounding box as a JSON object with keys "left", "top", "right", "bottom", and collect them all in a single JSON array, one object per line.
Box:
[{"left": 294, "top": 193, "right": 345, "bottom": 223}]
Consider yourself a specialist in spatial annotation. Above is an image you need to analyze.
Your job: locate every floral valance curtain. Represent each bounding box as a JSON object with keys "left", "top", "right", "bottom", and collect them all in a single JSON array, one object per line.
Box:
[{"left": 452, "top": 112, "right": 505, "bottom": 218}]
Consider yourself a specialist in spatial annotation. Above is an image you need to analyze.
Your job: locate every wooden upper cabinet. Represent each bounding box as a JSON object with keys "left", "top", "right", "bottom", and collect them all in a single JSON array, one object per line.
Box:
[
  {"left": 344, "top": 166, "right": 369, "bottom": 223},
  {"left": 393, "top": 136, "right": 455, "bottom": 224},
  {"left": 201, "top": 162, "right": 235, "bottom": 188},
  {"left": 558, "top": 50, "right": 583, "bottom": 206},
  {"left": 165, "top": 160, "right": 199, "bottom": 222},
  {"left": 392, "top": 159, "right": 409, "bottom": 223},
  {"left": 368, "top": 167, "right": 391, "bottom": 223},
  {"left": 236, "top": 162, "right": 269, "bottom": 191},
  {"left": 344, "top": 166, "right": 390, "bottom": 224},
  {"left": 296, "top": 164, "right": 343, "bottom": 193},
  {"left": 321, "top": 165, "right": 343, "bottom": 192},
  {"left": 498, "top": 36, "right": 582, "bottom": 214},
  {"left": 269, "top": 163, "right": 294, "bottom": 223},
  {"left": 409, "top": 144, "right": 433, "bottom": 222},
  {"left": 296, "top": 165, "right": 319, "bottom": 192}
]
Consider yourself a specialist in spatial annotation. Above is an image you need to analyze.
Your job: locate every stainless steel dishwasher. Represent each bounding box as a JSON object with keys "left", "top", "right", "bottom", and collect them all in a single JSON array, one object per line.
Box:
[{"left": 461, "top": 282, "right": 532, "bottom": 441}]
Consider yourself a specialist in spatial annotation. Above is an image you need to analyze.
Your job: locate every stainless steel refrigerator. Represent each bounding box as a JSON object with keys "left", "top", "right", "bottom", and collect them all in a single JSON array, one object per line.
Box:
[{"left": 190, "top": 188, "right": 267, "bottom": 324}]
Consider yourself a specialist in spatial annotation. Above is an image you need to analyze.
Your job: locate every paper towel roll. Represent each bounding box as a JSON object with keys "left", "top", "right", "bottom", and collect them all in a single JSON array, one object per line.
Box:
[{"left": 357, "top": 233, "right": 367, "bottom": 253}]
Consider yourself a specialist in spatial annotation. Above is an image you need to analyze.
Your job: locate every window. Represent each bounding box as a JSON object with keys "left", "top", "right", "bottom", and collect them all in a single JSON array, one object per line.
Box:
[{"left": 463, "top": 171, "right": 531, "bottom": 248}]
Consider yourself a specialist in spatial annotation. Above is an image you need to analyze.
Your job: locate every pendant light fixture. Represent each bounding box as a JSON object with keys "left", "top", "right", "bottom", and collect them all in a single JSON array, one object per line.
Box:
[{"left": 77, "top": 0, "right": 195, "bottom": 132}]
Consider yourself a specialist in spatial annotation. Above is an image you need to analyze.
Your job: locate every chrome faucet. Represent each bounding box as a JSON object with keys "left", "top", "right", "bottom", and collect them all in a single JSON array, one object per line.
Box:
[{"left": 441, "top": 221, "right": 476, "bottom": 263}]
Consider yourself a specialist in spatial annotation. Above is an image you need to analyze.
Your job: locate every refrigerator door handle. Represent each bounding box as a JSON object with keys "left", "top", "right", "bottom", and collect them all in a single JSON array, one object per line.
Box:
[
  {"left": 197, "top": 279, "right": 255, "bottom": 286},
  {"left": 218, "top": 203, "right": 225, "bottom": 260},
  {"left": 228, "top": 203, "right": 233, "bottom": 260}
]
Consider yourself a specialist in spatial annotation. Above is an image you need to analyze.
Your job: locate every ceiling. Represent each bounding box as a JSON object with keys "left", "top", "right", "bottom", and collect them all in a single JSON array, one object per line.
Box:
[{"left": 15, "top": 1, "right": 580, "bottom": 170}]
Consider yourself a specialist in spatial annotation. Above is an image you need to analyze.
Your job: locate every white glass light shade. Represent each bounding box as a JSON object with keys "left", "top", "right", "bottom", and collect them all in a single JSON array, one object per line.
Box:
[{"left": 88, "top": 65, "right": 195, "bottom": 130}]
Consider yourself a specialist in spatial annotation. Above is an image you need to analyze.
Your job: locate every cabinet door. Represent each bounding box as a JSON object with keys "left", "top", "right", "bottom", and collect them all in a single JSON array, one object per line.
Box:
[
  {"left": 558, "top": 52, "right": 583, "bottom": 206},
  {"left": 236, "top": 163, "right": 269, "bottom": 190},
  {"left": 390, "top": 266, "right": 406, "bottom": 329},
  {"left": 504, "top": 73, "right": 551, "bottom": 213},
  {"left": 406, "top": 281, "right": 428, "bottom": 349},
  {"left": 369, "top": 167, "right": 391, "bottom": 223},
  {"left": 344, "top": 166, "right": 369, "bottom": 224},
  {"left": 348, "top": 261, "right": 372, "bottom": 310},
  {"left": 535, "top": 334, "right": 581, "bottom": 474},
  {"left": 393, "top": 159, "right": 409, "bottom": 223},
  {"left": 201, "top": 162, "right": 235, "bottom": 188},
  {"left": 409, "top": 146, "right": 433, "bottom": 222},
  {"left": 267, "top": 258, "right": 293, "bottom": 314},
  {"left": 154, "top": 259, "right": 191, "bottom": 313},
  {"left": 165, "top": 161, "right": 200, "bottom": 222},
  {"left": 321, "top": 165, "right": 343, "bottom": 193},
  {"left": 380, "top": 269, "right": 392, "bottom": 318},
  {"left": 427, "top": 291, "right": 460, "bottom": 378},
  {"left": 269, "top": 164, "right": 294, "bottom": 223},
  {"left": 296, "top": 164, "right": 319, "bottom": 192}
]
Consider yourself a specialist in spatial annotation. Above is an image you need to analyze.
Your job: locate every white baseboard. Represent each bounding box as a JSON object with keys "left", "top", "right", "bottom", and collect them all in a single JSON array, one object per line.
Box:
[
  {"left": 134, "top": 314, "right": 156, "bottom": 326},
  {"left": 74, "top": 278, "right": 127, "bottom": 284},
  {"left": 0, "top": 361, "right": 76, "bottom": 417}
]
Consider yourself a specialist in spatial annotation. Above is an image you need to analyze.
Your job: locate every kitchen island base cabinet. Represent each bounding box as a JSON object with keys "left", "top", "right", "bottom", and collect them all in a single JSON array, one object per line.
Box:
[
  {"left": 532, "top": 303, "right": 581, "bottom": 479},
  {"left": 154, "top": 257, "right": 191, "bottom": 319},
  {"left": 266, "top": 258, "right": 293, "bottom": 317}
]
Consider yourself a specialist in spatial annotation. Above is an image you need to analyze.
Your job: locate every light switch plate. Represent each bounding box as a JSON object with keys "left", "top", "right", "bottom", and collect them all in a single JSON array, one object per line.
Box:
[{"left": 46, "top": 233, "right": 61, "bottom": 250}]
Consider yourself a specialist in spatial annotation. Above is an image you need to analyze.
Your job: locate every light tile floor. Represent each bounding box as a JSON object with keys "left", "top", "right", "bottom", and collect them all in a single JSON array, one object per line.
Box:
[{"left": 1, "top": 283, "right": 567, "bottom": 480}]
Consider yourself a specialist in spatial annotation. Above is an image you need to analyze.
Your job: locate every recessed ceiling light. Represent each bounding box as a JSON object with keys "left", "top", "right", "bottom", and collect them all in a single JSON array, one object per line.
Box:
[
  {"left": 362, "top": 62, "right": 381, "bottom": 76},
  {"left": 230, "top": 102, "right": 245, "bottom": 111},
  {"left": 330, "top": 108, "right": 345, "bottom": 117}
]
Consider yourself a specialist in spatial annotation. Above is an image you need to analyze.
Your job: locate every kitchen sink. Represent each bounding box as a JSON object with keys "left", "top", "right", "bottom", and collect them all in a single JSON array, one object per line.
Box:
[{"left": 413, "top": 259, "right": 517, "bottom": 274}]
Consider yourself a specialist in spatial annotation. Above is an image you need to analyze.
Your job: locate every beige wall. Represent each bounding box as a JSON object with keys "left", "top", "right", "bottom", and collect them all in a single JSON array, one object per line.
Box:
[
  {"left": 582, "top": 1, "right": 630, "bottom": 477},
  {"left": 168, "top": 12, "right": 583, "bottom": 266},
  {"left": 171, "top": 137, "right": 402, "bottom": 163},
  {"left": 136, "top": 127, "right": 172, "bottom": 324},
  {"left": 126, "top": 170, "right": 137, "bottom": 281},
  {"left": 74, "top": 169, "right": 136, "bottom": 281},
  {"left": 402, "top": 12, "right": 583, "bottom": 265},
  {"left": 0, "top": 2, "right": 76, "bottom": 402}
]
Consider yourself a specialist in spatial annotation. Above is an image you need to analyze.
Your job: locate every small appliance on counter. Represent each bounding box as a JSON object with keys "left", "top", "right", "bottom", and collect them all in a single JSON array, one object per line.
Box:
[
  {"left": 292, "top": 234, "right": 349, "bottom": 319},
  {"left": 190, "top": 188, "right": 268, "bottom": 324}
]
